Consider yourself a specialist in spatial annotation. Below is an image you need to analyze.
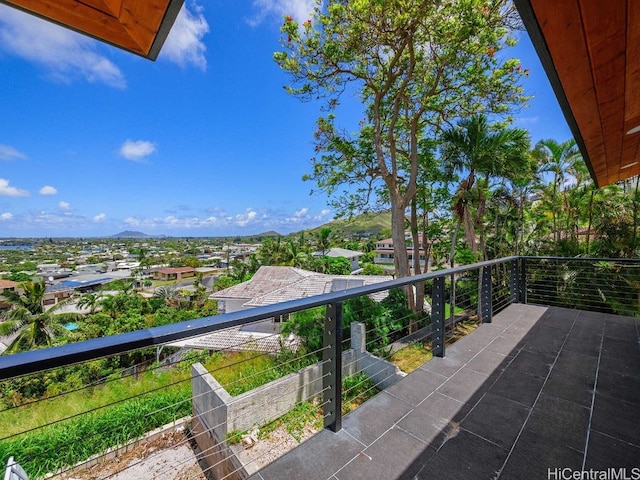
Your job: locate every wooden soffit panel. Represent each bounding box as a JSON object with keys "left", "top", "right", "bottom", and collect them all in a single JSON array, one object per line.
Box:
[
  {"left": 515, "top": 0, "right": 640, "bottom": 187},
  {"left": 0, "top": 0, "right": 184, "bottom": 60}
]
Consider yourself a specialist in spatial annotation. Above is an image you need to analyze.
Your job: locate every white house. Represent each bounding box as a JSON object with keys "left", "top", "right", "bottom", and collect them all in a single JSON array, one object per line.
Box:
[{"left": 312, "top": 247, "right": 364, "bottom": 272}]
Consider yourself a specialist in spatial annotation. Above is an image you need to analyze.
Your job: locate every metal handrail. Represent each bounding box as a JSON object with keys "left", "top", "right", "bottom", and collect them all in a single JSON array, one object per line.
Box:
[{"left": 0, "top": 256, "right": 517, "bottom": 381}]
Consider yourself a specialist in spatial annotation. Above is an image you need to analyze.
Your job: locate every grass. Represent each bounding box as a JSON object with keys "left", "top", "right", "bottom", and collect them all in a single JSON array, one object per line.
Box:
[
  {"left": 0, "top": 350, "right": 288, "bottom": 479},
  {"left": 389, "top": 343, "right": 433, "bottom": 373},
  {"left": 389, "top": 318, "right": 480, "bottom": 373},
  {"left": 445, "top": 303, "right": 466, "bottom": 317},
  {"left": 342, "top": 372, "right": 379, "bottom": 414}
]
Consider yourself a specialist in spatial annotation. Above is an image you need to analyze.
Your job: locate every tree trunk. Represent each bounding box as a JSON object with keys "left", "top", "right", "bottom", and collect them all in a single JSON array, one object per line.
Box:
[
  {"left": 390, "top": 195, "right": 416, "bottom": 328},
  {"left": 632, "top": 176, "right": 640, "bottom": 255},
  {"left": 552, "top": 174, "right": 559, "bottom": 255},
  {"left": 586, "top": 189, "right": 594, "bottom": 254},
  {"left": 409, "top": 198, "right": 424, "bottom": 332},
  {"left": 449, "top": 221, "right": 462, "bottom": 267},
  {"left": 391, "top": 197, "right": 410, "bottom": 278}
]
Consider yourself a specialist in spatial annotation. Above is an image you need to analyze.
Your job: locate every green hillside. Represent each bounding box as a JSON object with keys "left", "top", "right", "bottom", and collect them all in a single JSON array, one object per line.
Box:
[{"left": 303, "top": 211, "right": 391, "bottom": 238}]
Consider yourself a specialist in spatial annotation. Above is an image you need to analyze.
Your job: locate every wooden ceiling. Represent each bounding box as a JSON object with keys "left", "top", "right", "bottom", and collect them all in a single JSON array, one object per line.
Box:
[
  {"left": 0, "top": 0, "right": 184, "bottom": 60},
  {"left": 515, "top": 0, "right": 640, "bottom": 187}
]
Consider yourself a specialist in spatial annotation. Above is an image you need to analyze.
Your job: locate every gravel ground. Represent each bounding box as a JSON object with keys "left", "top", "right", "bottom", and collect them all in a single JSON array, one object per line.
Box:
[{"left": 237, "top": 424, "right": 319, "bottom": 471}]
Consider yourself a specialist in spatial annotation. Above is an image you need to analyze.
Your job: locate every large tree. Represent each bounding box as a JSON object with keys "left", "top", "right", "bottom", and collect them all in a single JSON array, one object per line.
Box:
[{"left": 276, "top": 0, "right": 528, "bottom": 280}]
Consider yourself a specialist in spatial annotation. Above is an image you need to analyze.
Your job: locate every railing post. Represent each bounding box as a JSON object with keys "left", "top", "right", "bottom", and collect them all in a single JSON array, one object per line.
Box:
[
  {"left": 510, "top": 258, "right": 520, "bottom": 304},
  {"left": 480, "top": 266, "right": 492, "bottom": 323},
  {"left": 432, "top": 276, "right": 445, "bottom": 358},
  {"left": 520, "top": 257, "right": 527, "bottom": 304},
  {"left": 323, "top": 302, "right": 343, "bottom": 432}
]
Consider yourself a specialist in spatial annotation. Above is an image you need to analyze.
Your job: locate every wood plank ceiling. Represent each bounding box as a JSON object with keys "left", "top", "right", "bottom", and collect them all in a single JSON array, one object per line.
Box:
[
  {"left": 0, "top": 0, "right": 184, "bottom": 60},
  {"left": 515, "top": 0, "right": 640, "bottom": 187}
]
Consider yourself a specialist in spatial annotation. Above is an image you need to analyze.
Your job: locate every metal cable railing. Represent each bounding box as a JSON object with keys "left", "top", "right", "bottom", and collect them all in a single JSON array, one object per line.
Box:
[
  {"left": 523, "top": 257, "right": 640, "bottom": 317},
  {"left": 8, "top": 256, "right": 630, "bottom": 479}
]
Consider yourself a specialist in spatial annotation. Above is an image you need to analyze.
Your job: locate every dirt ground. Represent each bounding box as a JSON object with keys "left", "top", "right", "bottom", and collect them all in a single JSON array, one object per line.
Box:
[
  {"left": 58, "top": 431, "right": 207, "bottom": 480},
  {"left": 56, "top": 422, "right": 318, "bottom": 480}
]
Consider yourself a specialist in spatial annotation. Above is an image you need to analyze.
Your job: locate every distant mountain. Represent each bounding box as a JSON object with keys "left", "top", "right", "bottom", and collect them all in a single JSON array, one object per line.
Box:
[
  {"left": 256, "top": 231, "right": 282, "bottom": 237},
  {"left": 111, "top": 230, "right": 154, "bottom": 238}
]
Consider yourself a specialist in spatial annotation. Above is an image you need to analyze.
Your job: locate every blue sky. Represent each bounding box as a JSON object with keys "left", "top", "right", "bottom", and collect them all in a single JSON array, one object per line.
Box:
[{"left": 0, "top": 1, "right": 571, "bottom": 238}]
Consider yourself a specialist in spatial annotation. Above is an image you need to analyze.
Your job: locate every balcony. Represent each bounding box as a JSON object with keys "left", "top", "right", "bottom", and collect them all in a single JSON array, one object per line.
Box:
[
  {"left": 251, "top": 302, "right": 640, "bottom": 479},
  {"left": 1, "top": 256, "right": 639, "bottom": 479}
]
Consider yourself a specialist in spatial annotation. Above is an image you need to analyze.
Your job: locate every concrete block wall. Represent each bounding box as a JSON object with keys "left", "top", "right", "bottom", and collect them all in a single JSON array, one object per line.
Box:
[{"left": 191, "top": 322, "right": 405, "bottom": 479}]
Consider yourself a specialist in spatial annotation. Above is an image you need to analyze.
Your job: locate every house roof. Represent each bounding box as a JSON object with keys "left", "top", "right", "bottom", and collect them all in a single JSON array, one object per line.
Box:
[
  {"left": 211, "top": 265, "right": 392, "bottom": 307},
  {"left": 245, "top": 274, "right": 392, "bottom": 307},
  {"left": 156, "top": 267, "right": 195, "bottom": 274},
  {"left": 210, "top": 266, "right": 315, "bottom": 301},
  {"left": 0, "top": 0, "right": 183, "bottom": 60},
  {"left": 514, "top": 0, "right": 640, "bottom": 187},
  {"left": 0, "top": 279, "right": 19, "bottom": 289},
  {"left": 312, "top": 248, "right": 364, "bottom": 258},
  {"left": 172, "top": 327, "right": 301, "bottom": 354},
  {"left": 60, "top": 276, "right": 114, "bottom": 288}
]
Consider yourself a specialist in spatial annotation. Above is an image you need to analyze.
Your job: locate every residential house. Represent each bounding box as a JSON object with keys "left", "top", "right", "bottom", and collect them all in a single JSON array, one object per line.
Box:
[
  {"left": 0, "top": 280, "right": 21, "bottom": 311},
  {"left": 152, "top": 267, "right": 196, "bottom": 281},
  {"left": 373, "top": 235, "right": 429, "bottom": 269},
  {"left": 210, "top": 265, "right": 392, "bottom": 316},
  {"left": 43, "top": 284, "right": 73, "bottom": 307}
]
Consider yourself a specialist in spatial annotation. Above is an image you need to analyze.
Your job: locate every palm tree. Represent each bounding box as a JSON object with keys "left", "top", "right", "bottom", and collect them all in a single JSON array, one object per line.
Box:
[
  {"left": 154, "top": 285, "right": 180, "bottom": 307},
  {"left": 441, "top": 114, "right": 531, "bottom": 261},
  {"left": 111, "top": 278, "right": 136, "bottom": 295},
  {"left": 77, "top": 292, "right": 101, "bottom": 314},
  {"left": 533, "top": 139, "right": 580, "bottom": 252},
  {"left": 0, "top": 281, "right": 83, "bottom": 353},
  {"left": 315, "top": 227, "right": 332, "bottom": 256}
]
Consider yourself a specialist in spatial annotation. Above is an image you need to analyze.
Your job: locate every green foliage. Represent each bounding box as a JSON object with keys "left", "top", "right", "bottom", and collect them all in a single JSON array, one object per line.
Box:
[
  {"left": 362, "top": 263, "right": 385, "bottom": 275},
  {"left": 0, "top": 388, "right": 191, "bottom": 478},
  {"left": 0, "top": 281, "right": 83, "bottom": 353},
  {"left": 310, "top": 255, "right": 352, "bottom": 274},
  {"left": 4, "top": 272, "right": 32, "bottom": 282},
  {"left": 283, "top": 289, "right": 419, "bottom": 356},
  {"left": 277, "top": 0, "right": 529, "bottom": 278},
  {"left": 281, "top": 307, "right": 325, "bottom": 354},
  {"left": 342, "top": 372, "right": 379, "bottom": 414},
  {"left": 168, "top": 256, "right": 202, "bottom": 268},
  {"left": 8, "top": 261, "right": 37, "bottom": 273},
  {"left": 212, "top": 274, "right": 238, "bottom": 291}
]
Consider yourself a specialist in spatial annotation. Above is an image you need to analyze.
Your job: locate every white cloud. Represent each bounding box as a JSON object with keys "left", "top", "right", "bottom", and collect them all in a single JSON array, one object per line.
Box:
[
  {"left": 314, "top": 208, "right": 331, "bottom": 221},
  {"left": 58, "top": 201, "right": 71, "bottom": 211},
  {"left": 0, "top": 5, "right": 126, "bottom": 88},
  {"left": 235, "top": 209, "right": 259, "bottom": 227},
  {"left": 249, "top": 0, "right": 316, "bottom": 27},
  {"left": 93, "top": 213, "right": 106, "bottom": 222},
  {"left": 119, "top": 206, "right": 331, "bottom": 233},
  {"left": 294, "top": 207, "right": 309, "bottom": 218},
  {"left": 0, "top": 178, "right": 29, "bottom": 197},
  {"left": 39, "top": 185, "right": 58, "bottom": 195},
  {"left": 515, "top": 116, "right": 539, "bottom": 126},
  {"left": 119, "top": 140, "right": 157, "bottom": 162},
  {"left": 0, "top": 212, "right": 12, "bottom": 220},
  {"left": 161, "top": 2, "right": 208, "bottom": 70},
  {"left": 0, "top": 144, "right": 27, "bottom": 160}
]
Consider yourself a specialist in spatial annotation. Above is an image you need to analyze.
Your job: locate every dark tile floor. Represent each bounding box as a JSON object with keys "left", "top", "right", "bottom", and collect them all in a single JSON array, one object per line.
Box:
[{"left": 249, "top": 304, "right": 640, "bottom": 480}]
